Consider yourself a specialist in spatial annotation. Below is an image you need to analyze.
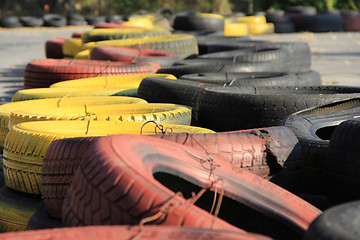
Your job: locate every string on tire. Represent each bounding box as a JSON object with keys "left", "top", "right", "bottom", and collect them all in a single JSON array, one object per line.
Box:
[{"left": 140, "top": 121, "right": 173, "bottom": 135}]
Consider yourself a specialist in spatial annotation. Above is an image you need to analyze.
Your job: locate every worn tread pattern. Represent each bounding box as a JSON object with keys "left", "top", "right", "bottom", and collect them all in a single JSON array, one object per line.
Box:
[
  {"left": 193, "top": 86, "right": 360, "bottom": 132},
  {"left": 42, "top": 137, "right": 100, "bottom": 218},
  {"left": 283, "top": 98, "right": 360, "bottom": 194}
]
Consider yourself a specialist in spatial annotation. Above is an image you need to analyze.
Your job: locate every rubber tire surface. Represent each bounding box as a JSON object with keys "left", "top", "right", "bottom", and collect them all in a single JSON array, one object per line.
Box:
[
  {"left": 179, "top": 72, "right": 300, "bottom": 87},
  {"left": 4, "top": 120, "right": 213, "bottom": 195},
  {"left": 26, "top": 201, "right": 63, "bottom": 230},
  {"left": 45, "top": 38, "right": 66, "bottom": 59},
  {"left": 304, "top": 200, "right": 360, "bottom": 240},
  {"left": 43, "top": 14, "right": 66, "bottom": 27},
  {"left": 0, "top": 225, "right": 270, "bottom": 240},
  {"left": 24, "top": 59, "right": 159, "bottom": 89},
  {"left": 324, "top": 119, "right": 360, "bottom": 203},
  {"left": 193, "top": 86, "right": 360, "bottom": 131},
  {"left": 173, "top": 11, "right": 224, "bottom": 31},
  {"left": 282, "top": 98, "right": 360, "bottom": 195},
  {"left": 62, "top": 135, "right": 320, "bottom": 238}
]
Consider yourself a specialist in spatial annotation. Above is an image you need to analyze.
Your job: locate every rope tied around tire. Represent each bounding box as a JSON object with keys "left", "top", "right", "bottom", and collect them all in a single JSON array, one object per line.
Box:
[{"left": 140, "top": 120, "right": 174, "bottom": 135}]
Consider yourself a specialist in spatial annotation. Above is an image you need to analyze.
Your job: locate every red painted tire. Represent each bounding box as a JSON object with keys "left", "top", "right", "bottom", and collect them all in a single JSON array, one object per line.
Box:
[
  {"left": 94, "top": 22, "right": 140, "bottom": 29},
  {"left": 0, "top": 225, "right": 270, "bottom": 240},
  {"left": 90, "top": 46, "right": 180, "bottom": 67},
  {"left": 341, "top": 12, "right": 360, "bottom": 31},
  {"left": 45, "top": 38, "right": 66, "bottom": 59},
  {"left": 23, "top": 59, "right": 160, "bottom": 89},
  {"left": 63, "top": 135, "right": 321, "bottom": 237}
]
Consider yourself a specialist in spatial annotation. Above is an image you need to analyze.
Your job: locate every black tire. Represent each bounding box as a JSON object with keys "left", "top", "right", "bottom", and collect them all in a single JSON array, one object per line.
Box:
[
  {"left": 0, "top": 16, "right": 22, "bottom": 28},
  {"left": 67, "top": 14, "right": 86, "bottom": 26},
  {"left": 157, "top": 60, "right": 277, "bottom": 78},
  {"left": 19, "top": 16, "right": 44, "bottom": 27},
  {"left": 85, "top": 16, "right": 106, "bottom": 25},
  {"left": 198, "top": 46, "right": 293, "bottom": 73},
  {"left": 26, "top": 202, "right": 63, "bottom": 230},
  {"left": 106, "top": 15, "right": 123, "bottom": 23},
  {"left": 193, "top": 86, "right": 360, "bottom": 132},
  {"left": 156, "top": 8, "right": 175, "bottom": 20},
  {"left": 324, "top": 119, "right": 360, "bottom": 203},
  {"left": 196, "top": 35, "right": 250, "bottom": 55},
  {"left": 203, "top": 40, "right": 311, "bottom": 74},
  {"left": 274, "top": 22, "right": 296, "bottom": 33},
  {"left": 292, "top": 13, "right": 343, "bottom": 32},
  {"left": 282, "top": 98, "right": 360, "bottom": 195},
  {"left": 304, "top": 200, "right": 360, "bottom": 240},
  {"left": 180, "top": 72, "right": 300, "bottom": 87},
  {"left": 43, "top": 14, "right": 66, "bottom": 27},
  {"left": 137, "top": 76, "right": 218, "bottom": 108},
  {"left": 173, "top": 11, "right": 224, "bottom": 31},
  {"left": 288, "top": 6, "right": 317, "bottom": 15},
  {"left": 296, "top": 71, "right": 322, "bottom": 85}
]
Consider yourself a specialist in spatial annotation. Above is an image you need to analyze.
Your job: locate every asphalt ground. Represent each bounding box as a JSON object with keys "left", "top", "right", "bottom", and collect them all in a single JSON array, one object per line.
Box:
[{"left": 0, "top": 26, "right": 359, "bottom": 103}]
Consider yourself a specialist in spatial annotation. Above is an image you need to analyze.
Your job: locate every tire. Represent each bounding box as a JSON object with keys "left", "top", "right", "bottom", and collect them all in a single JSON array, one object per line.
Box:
[
  {"left": 19, "top": 16, "right": 44, "bottom": 27},
  {"left": 0, "top": 16, "right": 22, "bottom": 28},
  {"left": 0, "top": 225, "right": 269, "bottom": 240},
  {"left": 204, "top": 40, "right": 311, "bottom": 74},
  {"left": 23, "top": 59, "right": 160, "bottom": 89},
  {"left": 157, "top": 60, "right": 278, "bottom": 78},
  {"left": 0, "top": 187, "right": 41, "bottom": 232},
  {"left": 45, "top": 38, "right": 66, "bottom": 59},
  {"left": 42, "top": 124, "right": 214, "bottom": 218},
  {"left": 157, "top": 126, "right": 304, "bottom": 191},
  {"left": 66, "top": 14, "right": 86, "bottom": 26},
  {"left": 196, "top": 35, "right": 250, "bottom": 55},
  {"left": 304, "top": 201, "right": 360, "bottom": 240},
  {"left": 26, "top": 202, "right": 63, "bottom": 230},
  {"left": 49, "top": 73, "right": 175, "bottom": 89},
  {"left": 85, "top": 16, "right": 106, "bottom": 25},
  {"left": 62, "top": 134, "right": 320, "bottom": 238},
  {"left": 12, "top": 87, "right": 138, "bottom": 102},
  {"left": 288, "top": 6, "right": 317, "bottom": 15},
  {"left": 4, "top": 119, "right": 211, "bottom": 196},
  {"left": 173, "top": 11, "right": 224, "bottom": 31},
  {"left": 0, "top": 96, "right": 147, "bottom": 151},
  {"left": 296, "top": 71, "right": 322, "bottom": 85},
  {"left": 193, "top": 86, "right": 360, "bottom": 132},
  {"left": 342, "top": 11, "right": 360, "bottom": 31},
  {"left": 274, "top": 22, "right": 296, "bottom": 33},
  {"left": 8, "top": 103, "right": 191, "bottom": 132},
  {"left": 198, "top": 47, "right": 294, "bottom": 73},
  {"left": 137, "top": 77, "right": 218, "bottom": 109},
  {"left": 180, "top": 72, "right": 300, "bottom": 87},
  {"left": 90, "top": 46, "right": 180, "bottom": 67},
  {"left": 83, "top": 34, "right": 199, "bottom": 60},
  {"left": 291, "top": 13, "right": 343, "bottom": 32},
  {"left": 62, "top": 38, "right": 83, "bottom": 58},
  {"left": 43, "top": 14, "right": 66, "bottom": 27},
  {"left": 323, "top": 119, "right": 360, "bottom": 203},
  {"left": 282, "top": 98, "right": 360, "bottom": 194},
  {"left": 81, "top": 28, "right": 170, "bottom": 43},
  {"left": 106, "top": 15, "right": 123, "bottom": 23}
]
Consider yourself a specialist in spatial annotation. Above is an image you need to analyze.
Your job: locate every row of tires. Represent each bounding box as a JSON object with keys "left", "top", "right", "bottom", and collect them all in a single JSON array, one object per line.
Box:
[{"left": 0, "top": 23, "right": 358, "bottom": 239}]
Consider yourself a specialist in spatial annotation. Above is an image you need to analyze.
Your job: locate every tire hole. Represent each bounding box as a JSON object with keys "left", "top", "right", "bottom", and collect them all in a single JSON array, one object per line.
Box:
[
  {"left": 154, "top": 172, "right": 301, "bottom": 240},
  {"left": 315, "top": 125, "right": 338, "bottom": 140}
]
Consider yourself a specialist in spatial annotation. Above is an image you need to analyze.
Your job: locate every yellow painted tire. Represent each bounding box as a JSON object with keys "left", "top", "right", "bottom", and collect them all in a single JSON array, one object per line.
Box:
[
  {"left": 249, "top": 23, "right": 275, "bottom": 35},
  {"left": 9, "top": 103, "right": 191, "bottom": 129},
  {"left": 73, "top": 49, "right": 90, "bottom": 59},
  {"left": 236, "top": 16, "right": 267, "bottom": 25},
  {"left": 50, "top": 73, "right": 176, "bottom": 88},
  {"left": 0, "top": 187, "right": 41, "bottom": 232},
  {"left": 199, "top": 13, "right": 224, "bottom": 19},
  {"left": 81, "top": 27, "right": 169, "bottom": 43},
  {"left": 3, "top": 120, "right": 214, "bottom": 195},
  {"left": 11, "top": 87, "right": 137, "bottom": 102},
  {"left": 62, "top": 38, "right": 83, "bottom": 58},
  {"left": 82, "top": 34, "right": 198, "bottom": 59},
  {"left": 224, "top": 22, "right": 249, "bottom": 36},
  {"left": 123, "top": 17, "right": 154, "bottom": 29},
  {"left": 0, "top": 96, "right": 147, "bottom": 150}
]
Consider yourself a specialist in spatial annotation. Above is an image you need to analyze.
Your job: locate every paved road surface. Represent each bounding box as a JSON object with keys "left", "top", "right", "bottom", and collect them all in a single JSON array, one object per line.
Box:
[{"left": 0, "top": 26, "right": 359, "bottom": 102}]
